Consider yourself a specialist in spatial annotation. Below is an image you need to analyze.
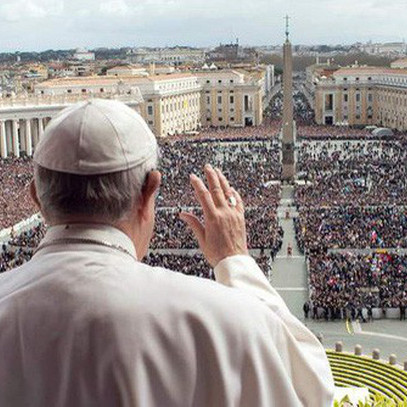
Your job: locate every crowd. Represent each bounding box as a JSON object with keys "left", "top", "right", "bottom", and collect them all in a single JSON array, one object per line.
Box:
[
  {"left": 264, "top": 91, "right": 283, "bottom": 120},
  {"left": 295, "top": 206, "right": 407, "bottom": 252},
  {"left": 293, "top": 89, "right": 315, "bottom": 124},
  {"left": 5, "top": 88, "right": 407, "bottom": 318},
  {"left": 296, "top": 140, "right": 407, "bottom": 207},
  {"left": 172, "top": 120, "right": 281, "bottom": 142},
  {"left": 157, "top": 139, "right": 281, "bottom": 207},
  {"left": 297, "top": 125, "right": 379, "bottom": 140},
  {"left": 0, "top": 135, "right": 282, "bottom": 228},
  {"left": 151, "top": 207, "right": 283, "bottom": 255},
  {"left": 296, "top": 136, "right": 407, "bottom": 313},
  {"left": 0, "top": 157, "right": 36, "bottom": 229},
  {"left": 0, "top": 225, "right": 276, "bottom": 278},
  {"left": 145, "top": 252, "right": 273, "bottom": 280},
  {"left": 308, "top": 252, "right": 407, "bottom": 319},
  {"left": 1, "top": 132, "right": 282, "bottom": 277},
  {"left": 0, "top": 224, "right": 45, "bottom": 273},
  {"left": 264, "top": 88, "right": 314, "bottom": 124}
]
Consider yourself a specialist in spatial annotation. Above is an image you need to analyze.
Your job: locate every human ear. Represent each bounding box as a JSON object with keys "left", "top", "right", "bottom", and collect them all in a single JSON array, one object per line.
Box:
[
  {"left": 29, "top": 181, "right": 41, "bottom": 210},
  {"left": 138, "top": 170, "right": 161, "bottom": 220}
]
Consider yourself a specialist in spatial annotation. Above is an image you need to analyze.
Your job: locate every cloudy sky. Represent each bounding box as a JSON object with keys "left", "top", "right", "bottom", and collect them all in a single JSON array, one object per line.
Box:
[{"left": 0, "top": 0, "right": 406, "bottom": 51}]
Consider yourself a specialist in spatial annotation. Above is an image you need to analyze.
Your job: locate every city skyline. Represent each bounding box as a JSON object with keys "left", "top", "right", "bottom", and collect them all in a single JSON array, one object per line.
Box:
[{"left": 0, "top": 0, "right": 406, "bottom": 52}]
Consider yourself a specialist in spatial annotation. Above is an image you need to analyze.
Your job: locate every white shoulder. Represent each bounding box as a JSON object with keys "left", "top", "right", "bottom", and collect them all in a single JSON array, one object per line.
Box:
[{"left": 145, "top": 263, "right": 282, "bottom": 337}]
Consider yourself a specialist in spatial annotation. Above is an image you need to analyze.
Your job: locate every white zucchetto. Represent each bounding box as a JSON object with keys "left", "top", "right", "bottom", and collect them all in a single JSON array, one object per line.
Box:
[{"left": 33, "top": 99, "right": 157, "bottom": 175}]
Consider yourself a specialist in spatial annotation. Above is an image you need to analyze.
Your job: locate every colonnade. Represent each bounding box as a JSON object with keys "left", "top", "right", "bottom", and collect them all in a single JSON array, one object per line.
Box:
[
  {"left": 0, "top": 94, "right": 143, "bottom": 159},
  {"left": 0, "top": 117, "right": 51, "bottom": 158}
]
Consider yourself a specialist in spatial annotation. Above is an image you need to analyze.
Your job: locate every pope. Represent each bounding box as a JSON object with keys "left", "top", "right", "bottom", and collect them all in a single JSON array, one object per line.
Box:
[{"left": 0, "top": 99, "right": 334, "bottom": 406}]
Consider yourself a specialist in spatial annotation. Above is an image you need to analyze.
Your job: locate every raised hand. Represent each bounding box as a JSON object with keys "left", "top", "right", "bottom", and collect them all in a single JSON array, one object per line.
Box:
[{"left": 179, "top": 164, "right": 248, "bottom": 267}]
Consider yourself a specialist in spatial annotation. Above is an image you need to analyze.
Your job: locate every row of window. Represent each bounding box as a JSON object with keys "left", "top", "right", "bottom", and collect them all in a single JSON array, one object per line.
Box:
[
  {"left": 377, "top": 93, "right": 407, "bottom": 106},
  {"left": 205, "top": 79, "right": 235, "bottom": 84},
  {"left": 149, "top": 96, "right": 200, "bottom": 115},
  {"left": 342, "top": 93, "right": 373, "bottom": 103},
  {"left": 148, "top": 111, "right": 200, "bottom": 126},
  {"left": 64, "top": 88, "right": 108, "bottom": 94},
  {"left": 205, "top": 90, "right": 234, "bottom": 94},
  {"left": 337, "top": 89, "right": 407, "bottom": 107},
  {"left": 206, "top": 117, "right": 235, "bottom": 122},
  {"left": 340, "top": 112, "right": 373, "bottom": 121},
  {"left": 206, "top": 108, "right": 235, "bottom": 113},
  {"left": 157, "top": 81, "right": 199, "bottom": 91},
  {"left": 340, "top": 76, "right": 373, "bottom": 82},
  {"left": 206, "top": 96, "right": 235, "bottom": 104}
]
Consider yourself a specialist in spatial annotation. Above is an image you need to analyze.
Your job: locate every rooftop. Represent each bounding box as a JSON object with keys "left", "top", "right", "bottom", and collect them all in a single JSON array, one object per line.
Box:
[
  {"left": 392, "top": 57, "right": 407, "bottom": 64},
  {"left": 195, "top": 69, "right": 243, "bottom": 77},
  {"left": 36, "top": 73, "right": 196, "bottom": 88},
  {"left": 333, "top": 67, "right": 407, "bottom": 76},
  {"left": 107, "top": 64, "right": 144, "bottom": 71}
]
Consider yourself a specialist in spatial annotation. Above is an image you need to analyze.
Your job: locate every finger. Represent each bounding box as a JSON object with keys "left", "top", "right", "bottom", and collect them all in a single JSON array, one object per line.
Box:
[
  {"left": 204, "top": 164, "right": 226, "bottom": 207},
  {"left": 190, "top": 174, "right": 216, "bottom": 215},
  {"left": 215, "top": 168, "right": 233, "bottom": 198},
  {"left": 231, "top": 188, "right": 244, "bottom": 213},
  {"left": 179, "top": 212, "right": 205, "bottom": 247}
]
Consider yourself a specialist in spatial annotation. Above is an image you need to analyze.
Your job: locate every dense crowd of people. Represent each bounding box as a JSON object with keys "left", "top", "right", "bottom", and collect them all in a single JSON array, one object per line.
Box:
[
  {"left": 308, "top": 252, "right": 407, "bottom": 319},
  {"left": 173, "top": 120, "right": 281, "bottom": 142},
  {"left": 297, "top": 124, "right": 387, "bottom": 140},
  {"left": 293, "top": 89, "right": 315, "bottom": 124},
  {"left": 295, "top": 206, "right": 407, "bottom": 252},
  {"left": 0, "top": 220, "right": 277, "bottom": 277},
  {"left": 157, "top": 138, "right": 281, "bottom": 207},
  {"left": 0, "top": 136, "right": 282, "bottom": 230},
  {"left": 0, "top": 224, "right": 45, "bottom": 273},
  {"left": 264, "top": 91, "right": 283, "bottom": 120},
  {"left": 152, "top": 207, "right": 283, "bottom": 255},
  {"left": 145, "top": 252, "right": 273, "bottom": 280},
  {"left": 1, "top": 132, "right": 282, "bottom": 277},
  {"left": 264, "top": 87, "right": 314, "bottom": 124},
  {"left": 296, "top": 140, "right": 407, "bottom": 207},
  {"left": 296, "top": 137, "right": 407, "bottom": 314},
  {"left": 0, "top": 157, "right": 36, "bottom": 229}
]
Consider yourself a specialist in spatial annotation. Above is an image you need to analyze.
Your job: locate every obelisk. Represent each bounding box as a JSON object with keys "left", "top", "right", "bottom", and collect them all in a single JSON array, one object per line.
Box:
[{"left": 281, "top": 15, "right": 295, "bottom": 181}]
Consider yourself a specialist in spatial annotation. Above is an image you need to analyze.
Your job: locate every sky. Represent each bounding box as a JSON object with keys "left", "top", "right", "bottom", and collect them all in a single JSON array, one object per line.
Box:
[{"left": 0, "top": 0, "right": 406, "bottom": 52}]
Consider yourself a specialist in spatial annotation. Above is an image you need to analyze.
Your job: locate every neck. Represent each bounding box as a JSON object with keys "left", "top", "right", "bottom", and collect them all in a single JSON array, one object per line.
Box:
[
  {"left": 49, "top": 216, "right": 138, "bottom": 251},
  {"left": 36, "top": 220, "right": 140, "bottom": 261}
]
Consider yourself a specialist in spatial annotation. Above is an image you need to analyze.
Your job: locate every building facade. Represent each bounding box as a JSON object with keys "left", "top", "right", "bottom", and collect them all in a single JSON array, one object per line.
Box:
[
  {"left": 391, "top": 58, "right": 407, "bottom": 69},
  {"left": 106, "top": 64, "right": 175, "bottom": 77},
  {"left": 0, "top": 67, "right": 266, "bottom": 158},
  {"left": 106, "top": 65, "right": 149, "bottom": 77},
  {"left": 360, "top": 41, "right": 407, "bottom": 56},
  {"left": 73, "top": 49, "right": 96, "bottom": 61},
  {"left": 311, "top": 66, "right": 407, "bottom": 131},
  {"left": 35, "top": 70, "right": 264, "bottom": 135},
  {"left": 130, "top": 47, "right": 206, "bottom": 65},
  {"left": 138, "top": 75, "right": 201, "bottom": 136},
  {"left": 264, "top": 65, "right": 276, "bottom": 94},
  {"left": 35, "top": 73, "right": 202, "bottom": 137},
  {"left": 197, "top": 70, "right": 263, "bottom": 128}
]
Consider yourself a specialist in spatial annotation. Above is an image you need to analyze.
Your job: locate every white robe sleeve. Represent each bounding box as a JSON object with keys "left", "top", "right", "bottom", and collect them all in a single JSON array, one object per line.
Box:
[{"left": 214, "top": 255, "right": 335, "bottom": 407}]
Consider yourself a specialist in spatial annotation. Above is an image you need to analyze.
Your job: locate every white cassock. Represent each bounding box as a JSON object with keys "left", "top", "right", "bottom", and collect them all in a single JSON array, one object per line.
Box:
[{"left": 0, "top": 224, "right": 334, "bottom": 407}]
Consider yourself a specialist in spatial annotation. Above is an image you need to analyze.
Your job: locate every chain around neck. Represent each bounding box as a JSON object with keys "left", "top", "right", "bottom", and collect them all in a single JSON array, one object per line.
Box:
[{"left": 34, "top": 237, "right": 138, "bottom": 262}]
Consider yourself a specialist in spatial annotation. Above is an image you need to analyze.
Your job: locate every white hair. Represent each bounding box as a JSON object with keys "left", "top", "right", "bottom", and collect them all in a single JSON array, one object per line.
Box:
[{"left": 34, "top": 153, "right": 158, "bottom": 223}]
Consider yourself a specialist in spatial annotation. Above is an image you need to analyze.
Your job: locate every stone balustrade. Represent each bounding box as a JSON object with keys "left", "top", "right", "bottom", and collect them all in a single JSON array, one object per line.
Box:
[{"left": 0, "top": 90, "right": 143, "bottom": 108}]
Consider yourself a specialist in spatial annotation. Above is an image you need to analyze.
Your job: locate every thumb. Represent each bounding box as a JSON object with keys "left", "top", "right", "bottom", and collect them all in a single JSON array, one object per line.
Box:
[{"left": 179, "top": 212, "right": 205, "bottom": 246}]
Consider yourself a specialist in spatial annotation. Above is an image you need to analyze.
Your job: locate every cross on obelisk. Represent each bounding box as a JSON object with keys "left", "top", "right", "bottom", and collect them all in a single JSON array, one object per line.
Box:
[
  {"left": 281, "top": 15, "right": 295, "bottom": 182},
  {"left": 285, "top": 14, "right": 290, "bottom": 41}
]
